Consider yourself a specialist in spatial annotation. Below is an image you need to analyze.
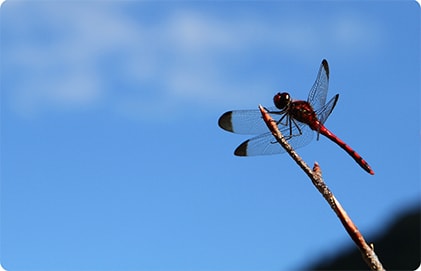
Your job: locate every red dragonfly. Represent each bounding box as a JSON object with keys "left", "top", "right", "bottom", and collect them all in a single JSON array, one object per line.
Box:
[{"left": 218, "top": 59, "right": 374, "bottom": 175}]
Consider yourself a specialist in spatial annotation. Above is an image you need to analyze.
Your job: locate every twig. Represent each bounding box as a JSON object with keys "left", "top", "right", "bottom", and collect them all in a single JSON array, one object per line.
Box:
[{"left": 258, "top": 105, "right": 385, "bottom": 271}]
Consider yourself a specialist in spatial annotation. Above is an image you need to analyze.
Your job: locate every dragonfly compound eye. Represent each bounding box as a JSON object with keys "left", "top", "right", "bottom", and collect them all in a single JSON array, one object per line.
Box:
[{"left": 274, "top": 92, "right": 291, "bottom": 110}]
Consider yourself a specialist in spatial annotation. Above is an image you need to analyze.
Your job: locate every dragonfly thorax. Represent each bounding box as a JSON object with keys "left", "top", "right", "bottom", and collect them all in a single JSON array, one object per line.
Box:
[{"left": 273, "top": 92, "right": 291, "bottom": 110}]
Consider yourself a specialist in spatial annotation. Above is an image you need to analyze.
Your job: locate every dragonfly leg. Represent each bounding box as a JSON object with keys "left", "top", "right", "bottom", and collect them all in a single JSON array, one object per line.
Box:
[
  {"left": 265, "top": 107, "right": 285, "bottom": 114},
  {"left": 278, "top": 115, "right": 294, "bottom": 140},
  {"left": 271, "top": 115, "right": 292, "bottom": 144},
  {"left": 283, "top": 118, "right": 303, "bottom": 141},
  {"left": 287, "top": 116, "right": 293, "bottom": 138},
  {"left": 276, "top": 113, "right": 289, "bottom": 127},
  {"left": 291, "top": 118, "right": 303, "bottom": 136}
]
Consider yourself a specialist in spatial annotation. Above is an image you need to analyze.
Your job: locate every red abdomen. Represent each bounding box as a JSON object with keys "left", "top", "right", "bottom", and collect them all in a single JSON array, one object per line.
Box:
[{"left": 318, "top": 125, "right": 375, "bottom": 175}]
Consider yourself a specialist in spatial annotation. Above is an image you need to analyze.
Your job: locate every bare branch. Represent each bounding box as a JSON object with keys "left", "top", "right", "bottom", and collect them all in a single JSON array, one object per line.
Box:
[{"left": 258, "top": 105, "right": 385, "bottom": 271}]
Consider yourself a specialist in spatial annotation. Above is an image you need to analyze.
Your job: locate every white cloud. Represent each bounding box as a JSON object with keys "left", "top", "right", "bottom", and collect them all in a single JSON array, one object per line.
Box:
[
  {"left": 2, "top": 2, "right": 382, "bottom": 120},
  {"left": 332, "top": 13, "right": 382, "bottom": 52}
]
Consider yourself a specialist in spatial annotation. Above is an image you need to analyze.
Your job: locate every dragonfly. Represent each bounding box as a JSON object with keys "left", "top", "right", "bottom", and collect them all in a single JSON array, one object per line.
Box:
[{"left": 218, "top": 59, "right": 374, "bottom": 175}]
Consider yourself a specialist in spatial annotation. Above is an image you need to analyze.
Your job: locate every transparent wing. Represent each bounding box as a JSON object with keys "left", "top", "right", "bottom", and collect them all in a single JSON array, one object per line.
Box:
[
  {"left": 315, "top": 94, "right": 339, "bottom": 124},
  {"left": 234, "top": 122, "right": 314, "bottom": 156},
  {"left": 218, "top": 106, "right": 285, "bottom": 135},
  {"left": 307, "top": 59, "right": 329, "bottom": 111}
]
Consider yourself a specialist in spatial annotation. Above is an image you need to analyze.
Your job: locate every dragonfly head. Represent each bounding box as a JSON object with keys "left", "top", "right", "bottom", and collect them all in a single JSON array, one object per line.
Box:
[{"left": 273, "top": 92, "right": 291, "bottom": 110}]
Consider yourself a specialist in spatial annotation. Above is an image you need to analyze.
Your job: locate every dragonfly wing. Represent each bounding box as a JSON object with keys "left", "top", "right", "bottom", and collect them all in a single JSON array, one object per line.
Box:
[
  {"left": 316, "top": 94, "right": 339, "bottom": 124},
  {"left": 234, "top": 124, "right": 314, "bottom": 156},
  {"left": 307, "top": 59, "right": 329, "bottom": 111},
  {"left": 218, "top": 106, "right": 284, "bottom": 135},
  {"left": 234, "top": 132, "right": 285, "bottom": 155}
]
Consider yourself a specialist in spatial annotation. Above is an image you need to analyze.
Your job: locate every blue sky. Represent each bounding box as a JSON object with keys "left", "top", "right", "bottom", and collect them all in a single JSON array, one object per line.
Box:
[{"left": 1, "top": 1, "right": 420, "bottom": 270}]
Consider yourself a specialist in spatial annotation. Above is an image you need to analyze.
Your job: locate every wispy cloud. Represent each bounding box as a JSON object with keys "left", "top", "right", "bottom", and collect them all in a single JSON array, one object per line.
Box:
[{"left": 2, "top": 2, "right": 382, "bottom": 120}]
